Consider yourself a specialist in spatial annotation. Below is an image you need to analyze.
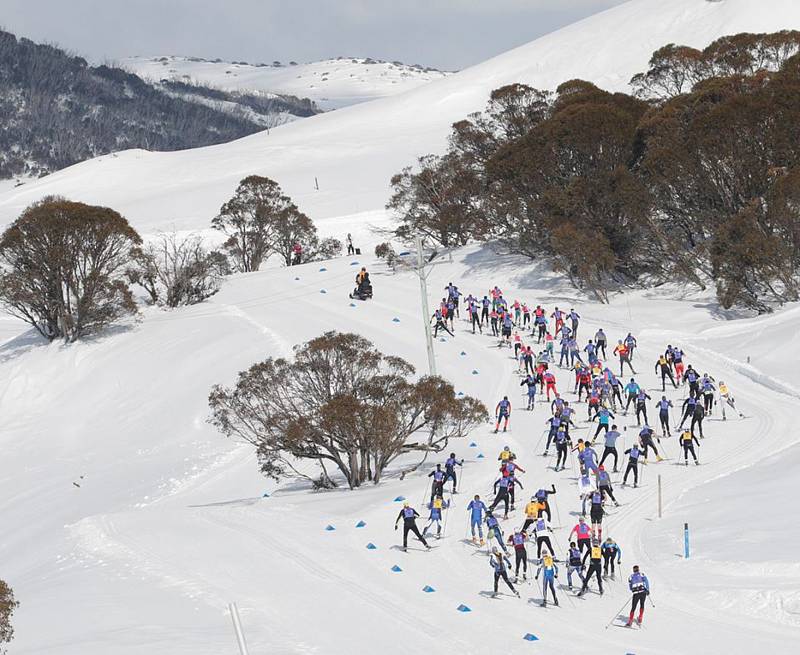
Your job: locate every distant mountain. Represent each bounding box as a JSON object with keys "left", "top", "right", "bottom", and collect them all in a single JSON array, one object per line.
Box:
[
  {"left": 0, "top": 30, "right": 321, "bottom": 179},
  {"left": 121, "top": 55, "right": 451, "bottom": 110}
]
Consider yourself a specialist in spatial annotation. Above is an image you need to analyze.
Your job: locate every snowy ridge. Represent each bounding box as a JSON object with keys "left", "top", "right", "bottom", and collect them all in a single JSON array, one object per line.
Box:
[
  {"left": 3, "top": 0, "right": 800, "bottom": 235},
  {"left": 121, "top": 55, "right": 450, "bottom": 111}
]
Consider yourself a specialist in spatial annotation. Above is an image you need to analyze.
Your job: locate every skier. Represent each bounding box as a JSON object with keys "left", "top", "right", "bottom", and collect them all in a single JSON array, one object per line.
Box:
[
  {"left": 638, "top": 425, "right": 663, "bottom": 463},
  {"left": 701, "top": 375, "right": 716, "bottom": 415},
  {"left": 656, "top": 396, "right": 673, "bottom": 437},
  {"left": 467, "top": 494, "right": 487, "bottom": 544},
  {"left": 490, "top": 475, "right": 512, "bottom": 518},
  {"left": 578, "top": 539, "right": 604, "bottom": 596},
  {"left": 423, "top": 495, "right": 449, "bottom": 538},
  {"left": 678, "top": 395, "right": 699, "bottom": 430},
  {"left": 602, "top": 537, "right": 622, "bottom": 578},
  {"left": 480, "top": 296, "right": 490, "bottom": 326},
  {"left": 507, "top": 528, "right": 530, "bottom": 580},
  {"left": 566, "top": 542, "right": 585, "bottom": 589},
  {"left": 599, "top": 425, "right": 622, "bottom": 472},
  {"left": 587, "top": 489, "right": 605, "bottom": 539},
  {"left": 489, "top": 548, "right": 520, "bottom": 598},
  {"left": 486, "top": 511, "right": 508, "bottom": 553},
  {"left": 554, "top": 426, "right": 570, "bottom": 471},
  {"left": 595, "top": 328, "right": 608, "bottom": 359},
  {"left": 624, "top": 332, "right": 638, "bottom": 361},
  {"left": 346, "top": 232, "right": 355, "bottom": 256},
  {"left": 536, "top": 551, "right": 560, "bottom": 606},
  {"left": 718, "top": 380, "right": 741, "bottom": 420},
  {"left": 569, "top": 516, "right": 592, "bottom": 553},
  {"left": 470, "top": 298, "right": 482, "bottom": 334},
  {"left": 614, "top": 340, "right": 636, "bottom": 376},
  {"left": 635, "top": 389, "right": 652, "bottom": 426},
  {"left": 532, "top": 515, "right": 554, "bottom": 559},
  {"left": 596, "top": 465, "right": 619, "bottom": 506},
  {"left": 680, "top": 429, "right": 701, "bottom": 465},
  {"left": 569, "top": 308, "right": 580, "bottom": 339},
  {"left": 626, "top": 565, "right": 650, "bottom": 626},
  {"left": 494, "top": 396, "right": 511, "bottom": 433},
  {"left": 622, "top": 444, "right": 642, "bottom": 487},
  {"left": 654, "top": 354, "right": 677, "bottom": 391},
  {"left": 685, "top": 366, "right": 701, "bottom": 398},
  {"left": 431, "top": 309, "right": 454, "bottom": 338},
  {"left": 443, "top": 453, "right": 463, "bottom": 493},
  {"left": 534, "top": 485, "right": 557, "bottom": 522},
  {"left": 520, "top": 373, "right": 539, "bottom": 410},
  {"left": 394, "top": 501, "right": 431, "bottom": 551},
  {"left": 591, "top": 405, "right": 615, "bottom": 438},
  {"left": 428, "top": 463, "right": 445, "bottom": 500},
  {"left": 542, "top": 369, "right": 558, "bottom": 401},
  {"left": 624, "top": 378, "right": 640, "bottom": 413},
  {"left": 506, "top": 469, "right": 523, "bottom": 511},
  {"left": 522, "top": 496, "right": 544, "bottom": 532},
  {"left": 690, "top": 401, "right": 706, "bottom": 439}
]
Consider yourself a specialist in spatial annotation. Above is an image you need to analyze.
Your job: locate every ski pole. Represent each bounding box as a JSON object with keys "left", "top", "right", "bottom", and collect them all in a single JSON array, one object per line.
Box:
[
  {"left": 604, "top": 596, "right": 632, "bottom": 629},
  {"left": 648, "top": 593, "right": 656, "bottom": 608}
]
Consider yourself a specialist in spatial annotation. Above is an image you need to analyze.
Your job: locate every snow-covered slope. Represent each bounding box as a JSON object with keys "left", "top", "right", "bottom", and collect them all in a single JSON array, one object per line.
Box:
[
  {"left": 1, "top": 246, "right": 798, "bottom": 654},
  {"left": 3, "top": 0, "right": 799, "bottom": 236},
  {"left": 122, "top": 56, "right": 450, "bottom": 110}
]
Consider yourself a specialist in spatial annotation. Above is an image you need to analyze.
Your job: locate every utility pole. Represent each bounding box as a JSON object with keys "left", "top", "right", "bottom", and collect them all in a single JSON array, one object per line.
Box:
[{"left": 415, "top": 235, "right": 437, "bottom": 376}]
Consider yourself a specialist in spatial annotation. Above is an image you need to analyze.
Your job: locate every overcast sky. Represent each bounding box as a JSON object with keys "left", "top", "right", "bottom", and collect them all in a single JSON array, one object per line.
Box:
[{"left": 0, "top": 0, "right": 628, "bottom": 70}]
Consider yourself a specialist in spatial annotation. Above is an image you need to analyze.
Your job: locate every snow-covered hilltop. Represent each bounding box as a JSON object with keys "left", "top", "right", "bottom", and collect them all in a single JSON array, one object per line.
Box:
[
  {"left": 121, "top": 55, "right": 450, "bottom": 110},
  {"left": 3, "top": 0, "right": 799, "bottom": 237}
]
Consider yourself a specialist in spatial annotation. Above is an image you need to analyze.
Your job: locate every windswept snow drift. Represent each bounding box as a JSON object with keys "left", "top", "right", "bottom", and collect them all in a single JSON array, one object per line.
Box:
[
  {"left": 3, "top": 0, "right": 800, "bottom": 235},
  {"left": 0, "top": 245, "right": 798, "bottom": 654}
]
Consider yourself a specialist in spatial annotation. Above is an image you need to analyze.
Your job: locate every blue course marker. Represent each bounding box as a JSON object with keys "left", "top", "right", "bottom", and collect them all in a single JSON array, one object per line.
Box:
[
  {"left": 294, "top": 277, "right": 300, "bottom": 281},
  {"left": 457, "top": 392, "right": 464, "bottom": 397},
  {"left": 262, "top": 492, "right": 270, "bottom": 498},
  {"left": 422, "top": 585, "right": 435, "bottom": 593},
  {"left": 392, "top": 317, "right": 401, "bottom": 323},
  {"left": 319, "top": 267, "right": 327, "bottom": 272},
  {"left": 523, "top": 634, "right": 539, "bottom": 642},
  {"left": 325, "top": 525, "right": 336, "bottom": 531},
  {"left": 469, "top": 442, "right": 478, "bottom": 448},
  {"left": 356, "top": 520, "right": 366, "bottom": 528},
  {"left": 320, "top": 289, "right": 327, "bottom": 294},
  {"left": 366, "top": 543, "right": 377, "bottom": 550},
  {"left": 439, "top": 338, "right": 447, "bottom": 342},
  {"left": 391, "top": 565, "right": 402, "bottom": 572},
  {"left": 477, "top": 453, "right": 485, "bottom": 459},
  {"left": 394, "top": 496, "right": 406, "bottom": 502},
  {"left": 350, "top": 261, "right": 359, "bottom": 266},
  {"left": 472, "top": 369, "right": 479, "bottom": 375},
  {"left": 457, "top": 604, "right": 471, "bottom": 612},
  {"left": 460, "top": 351, "right": 467, "bottom": 356},
  {"left": 350, "top": 303, "right": 357, "bottom": 307}
]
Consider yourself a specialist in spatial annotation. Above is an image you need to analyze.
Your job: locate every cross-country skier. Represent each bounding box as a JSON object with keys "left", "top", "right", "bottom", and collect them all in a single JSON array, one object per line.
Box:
[
  {"left": 508, "top": 528, "right": 530, "bottom": 580},
  {"left": 624, "top": 332, "right": 638, "bottom": 361},
  {"left": 423, "top": 495, "right": 450, "bottom": 538},
  {"left": 520, "top": 373, "right": 539, "bottom": 410},
  {"left": 534, "top": 485, "right": 557, "bottom": 522},
  {"left": 602, "top": 537, "right": 622, "bottom": 578},
  {"left": 638, "top": 425, "right": 663, "bottom": 463},
  {"left": 467, "top": 495, "right": 487, "bottom": 544},
  {"left": 394, "top": 501, "right": 431, "bottom": 551},
  {"left": 536, "top": 551, "right": 559, "bottom": 606},
  {"left": 554, "top": 426, "right": 570, "bottom": 471},
  {"left": 635, "top": 389, "right": 652, "bottom": 426},
  {"left": 506, "top": 470, "right": 523, "bottom": 511},
  {"left": 566, "top": 542, "right": 585, "bottom": 589},
  {"left": 578, "top": 539, "right": 604, "bottom": 596},
  {"left": 489, "top": 548, "right": 520, "bottom": 597},
  {"left": 718, "top": 380, "right": 741, "bottom": 420},
  {"left": 490, "top": 475, "right": 513, "bottom": 518},
  {"left": 591, "top": 405, "right": 615, "bottom": 438},
  {"left": 614, "top": 340, "right": 636, "bottom": 376},
  {"left": 428, "top": 464, "right": 445, "bottom": 500},
  {"left": 678, "top": 395, "right": 699, "bottom": 430},
  {"left": 522, "top": 496, "right": 544, "bottom": 532},
  {"left": 595, "top": 328, "right": 608, "bottom": 359},
  {"left": 690, "top": 401, "right": 705, "bottom": 439},
  {"left": 655, "top": 354, "right": 677, "bottom": 391},
  {"left": 624, "top": 378, "right": 640, "bottom": 413},
  {"left": 622, "top": 445, "right": 642, "bottom": 487},
  {"left": 596, "top": 465, "right": 619, "bottom": 506},
  {"left": 626, "top": 565, "right": 650, "bottom": 626},
  {"left": 495, "top": 396, "right": 511, "bottom": 433},
  {"left": 532, "top": 515, "right": 554, "bottom": 559},
  {"left": 701, "top": 375, "right": 716, "bottom": 414},
  {"left": 486, "top": 511, "right": 508, "bottom": 553},
  {"left": 569, "top": 309, "right": 580, "bottom": 339},
  {"left": 586, "top": 489, "right": 605, "bottom": 539},
  {"left": 685, "top": 366, "right": 701, "bottom": 398},
  {"left": 656, "top": 396, "right": 673, "bottom": 437},
  {"left": 599, "top": 425, "right": 622, "bottom": 472},
  {"left": 680, "top": 429, "right": 700, "bottom": 465},
  {"left": 443, "top": 453, "right": 462, "bottom": 493},
  {"left": 431, "top": 309, "right": 454, "bottom": 338},
  {"left": 569, "top": 517, "right": 592, "bottom": 553}
]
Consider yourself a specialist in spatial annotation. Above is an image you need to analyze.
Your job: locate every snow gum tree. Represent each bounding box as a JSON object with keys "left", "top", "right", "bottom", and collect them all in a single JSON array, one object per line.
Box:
[
  {"left": 208, "top": 331, "right": 487, "bottom": 489},
  {"left": 0, "top": 196, "right": 140, "bottom": 341},
  {"left": 0, "top": 579, "right": 18, "bottom": 654}
]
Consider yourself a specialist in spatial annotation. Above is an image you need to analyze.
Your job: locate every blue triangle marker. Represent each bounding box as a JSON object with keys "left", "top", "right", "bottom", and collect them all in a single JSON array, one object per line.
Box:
[
  {"left": 366, "top": 543, "right": 377, "bottom": 550},
  {"left": 472, "top": 369, "right": 479, "bottom": 375},
  {"left": 477, "top": 453, "right": 484, "bottom": 459},
  {"left": 319, "top": 267, "right": 327, "bottom": 272},
  {"left": 325, "top": 525, "right": 335, "bottom": 531},
  {"left": 350, "top": 261, "right": 359, "bottom": 266},
  {"left": 356, "top": 520, "right": 366, "bottom": 528},
  {"left": 469, "top": 442, "right": 477, "bottom": 447},
  {"left": 460, "top": 351, "right": 467, "bottom": 356},
  {"left": 350, "top": 303, "right": 357, "bottom": 307},
  {"left": 422, "top": 585, "right": 435, "bottom": 593},
  {"left": 262, "top": 492, "right": 270, "bottom": 498},
  {"left": 392, "top": 317, "right": 400, "bottom": 323},
  {"left": 394, "top": 496, "right": 406, "bottom": 502},
  {"left": 391, "top": 564, "right": 402, "bottom": 572},
  {"left": 457, "top": 604, "right": 471, "bottom": 612},
  {"left": 457, "top": 392, "right": 464, "bottom": 396},
  {"left": 523, "top": 634, "right": 539, "bottom": 641},
  {"left": 320, "top": 289, "right": 327, "bottom": 294},
  {"left": 294, "top": 277, "right": 300, "bottom": 281}
]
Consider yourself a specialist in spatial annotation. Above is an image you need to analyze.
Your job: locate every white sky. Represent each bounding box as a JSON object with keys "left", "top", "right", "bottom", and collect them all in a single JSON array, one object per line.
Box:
[{"left": 0, "top": 0, "right": 628, "bottom": 70}]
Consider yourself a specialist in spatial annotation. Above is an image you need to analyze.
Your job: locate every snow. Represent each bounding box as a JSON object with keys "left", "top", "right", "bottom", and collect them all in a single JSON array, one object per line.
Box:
[
  {"left": 1, "top": 244, "right": 799, "bottom": 653},
  {"left": 1, "top": 1, "right": 800, "bottom": 652},
  {"left": 4, "top": 0, "right": 800, "bottom": 236},
  {"left": 121, "top": 55, "right": 450, "bottom": 111}
]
